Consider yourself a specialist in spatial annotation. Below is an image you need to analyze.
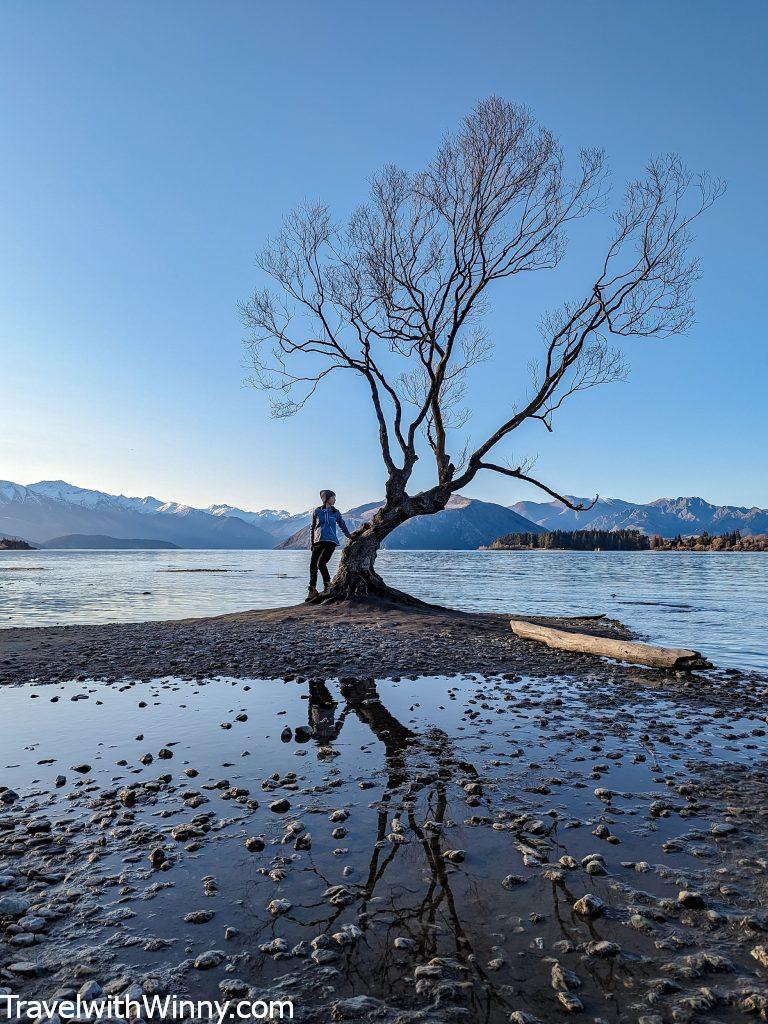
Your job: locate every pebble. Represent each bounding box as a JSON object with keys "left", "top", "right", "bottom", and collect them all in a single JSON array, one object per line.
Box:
[
  {"left": 78, "top": 981, "right": 103, "bottom": 1000},
  {"left": 442, "top": 849, "right": 465, "bottom": 863},
  {"left": 148, "top": 848, "right": 167, "bottom": 869},
  {"left": 185, "top": 910, "right": 215, "bottom": 924},
  {"left": 194, "top": 949, "right": 225, "bottom": 970},
  {"left": 573, "top": 894, "right": 605, "bottom": 918},
  {"left": 556, "top": 991, "right": 584, "bottom": 1013},
  {"left": 502, "top": 874, "right": 525, "bottom": 888},
  {"left": 0, "top": 896, "right": 31, "bottom": 918},
  {"left": 8, "top": 963, "right": 38, "bottom": 977},
  {"left": 332, "top": 925, "right": 362, "bottom": 945},
  {"left": 267, "top": 899, "right": 292, "bottom": 916},
  {"left": 586, "top": 940, "right": 621, "bottom": 958},
  {"left": 259, "top": 938, "right": 288, "bottom": 955},
  {"left": 677, "top": 890, "right": 705, "bottom": 909}
]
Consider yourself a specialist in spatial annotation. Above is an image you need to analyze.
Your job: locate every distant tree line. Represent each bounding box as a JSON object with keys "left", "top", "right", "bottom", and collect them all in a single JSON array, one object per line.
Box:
[
  {"left": 488, "top": 529, "right": 768, "bottom": 551},
  {"left": 489, "top": 529, "right": 651, "bottom": 550},
  {"left": 0, "top": 537, "right": 33, "bottom": 550},
  {"left": 649, "top": 530, "right": 767, "bottom": 551}
]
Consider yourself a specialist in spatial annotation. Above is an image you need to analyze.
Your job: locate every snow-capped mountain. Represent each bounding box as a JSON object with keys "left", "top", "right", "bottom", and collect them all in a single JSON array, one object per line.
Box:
[
  {"left": 511, "top": 495, "right": 768, "bottom": 537},
  {"left": 0, "top": 480, "right": 274, "bottom": 549},
  {"left": 24, "top": 480, "right": 166, "bottom": 514},
  {"left": 208, "top": 504, "right": 311, "bottom": 542},
  {"left": 510, "top": 496, "right": 636, "bottom": 532}
]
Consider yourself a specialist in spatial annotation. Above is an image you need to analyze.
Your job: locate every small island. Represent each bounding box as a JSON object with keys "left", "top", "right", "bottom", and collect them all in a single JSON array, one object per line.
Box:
[
  {"left": 0, "top": 537, "right": 34, "bottom": 550},
  {"left": 486, "top": 528, "right": 768, "bottom": 551}
]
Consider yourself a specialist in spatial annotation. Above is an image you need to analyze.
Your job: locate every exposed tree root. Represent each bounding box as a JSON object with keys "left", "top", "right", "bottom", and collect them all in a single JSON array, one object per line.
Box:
[{"left": 307, "top": 568, "right": 434, "bottom": 609}]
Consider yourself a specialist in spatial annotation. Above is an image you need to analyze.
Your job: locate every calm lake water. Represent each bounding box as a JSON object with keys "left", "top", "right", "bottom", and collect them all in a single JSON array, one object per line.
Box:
[{"left": 0, "top": 548, "right": 765, "bottom": 671}]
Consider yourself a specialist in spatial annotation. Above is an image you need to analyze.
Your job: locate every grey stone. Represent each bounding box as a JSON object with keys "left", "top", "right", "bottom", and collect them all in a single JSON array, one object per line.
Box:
[
  {"left": 0, "top": 896, "right": 31, "bottom": 918},
  {"left": 194, "top": 950, "right": 225, "bottom": 970}
]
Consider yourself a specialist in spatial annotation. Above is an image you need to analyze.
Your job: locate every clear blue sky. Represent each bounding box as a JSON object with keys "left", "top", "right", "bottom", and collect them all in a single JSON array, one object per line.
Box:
[{"left": 2, "top": 1, "right": 766, "bottom": 512}]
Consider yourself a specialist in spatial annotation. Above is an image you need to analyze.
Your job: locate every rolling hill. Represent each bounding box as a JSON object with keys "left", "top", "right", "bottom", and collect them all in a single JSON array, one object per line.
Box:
[{"left": 41, "top": 534, "right": 181, "bottom": 550}]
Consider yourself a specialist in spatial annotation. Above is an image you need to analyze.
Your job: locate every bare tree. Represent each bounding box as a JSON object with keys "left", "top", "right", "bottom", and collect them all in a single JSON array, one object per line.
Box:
[{"left": 243, "top": 97, "right": 722, "bottom": 603}]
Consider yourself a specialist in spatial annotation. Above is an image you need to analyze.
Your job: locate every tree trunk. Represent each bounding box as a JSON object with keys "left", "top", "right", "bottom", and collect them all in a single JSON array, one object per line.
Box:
[
  {"left": 314, "top": 488, "right": 450, "bottom": 605},
  {"left": 327, "top": 529, "right": 396, "bottom": 600}
]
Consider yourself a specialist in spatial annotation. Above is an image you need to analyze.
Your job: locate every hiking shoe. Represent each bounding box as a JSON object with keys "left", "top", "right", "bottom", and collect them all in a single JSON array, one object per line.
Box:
[{"left": 305, "top": 586, "right": 319, "bottom": 602}]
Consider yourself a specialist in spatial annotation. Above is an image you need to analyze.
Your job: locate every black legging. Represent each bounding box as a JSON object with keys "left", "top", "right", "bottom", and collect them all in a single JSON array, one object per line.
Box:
[{"left": 309, "top": 541, "right": 336, "bottom": 588}]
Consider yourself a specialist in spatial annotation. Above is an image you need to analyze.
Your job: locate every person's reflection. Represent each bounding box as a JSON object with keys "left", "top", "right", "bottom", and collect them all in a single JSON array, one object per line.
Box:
[
  {"left": 307, "top": 677, "right": 416, "bottom": 754},
  {"left": 308, "top": 677, "right": 420, "bottom": 792},
  {"left": 308, "top": 679, "right": 346, "bottom": 742}
]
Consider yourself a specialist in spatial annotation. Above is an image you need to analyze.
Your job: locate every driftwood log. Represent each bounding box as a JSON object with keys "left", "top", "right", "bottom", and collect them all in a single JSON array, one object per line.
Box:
[{"left": 509, "top": 620, "right": 710, "bottom": 671}]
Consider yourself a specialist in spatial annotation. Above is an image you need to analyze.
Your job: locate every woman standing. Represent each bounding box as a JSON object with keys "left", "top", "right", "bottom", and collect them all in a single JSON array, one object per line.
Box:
[{"left": 307, "top": 489, "right": 352, "bottom": 600}]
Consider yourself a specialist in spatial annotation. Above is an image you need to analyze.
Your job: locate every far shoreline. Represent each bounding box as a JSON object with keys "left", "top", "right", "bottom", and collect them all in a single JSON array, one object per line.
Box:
[
  {"left": 3, "top": 544, "right": 767, "bottom": 554},
  {"left": 480, "top": 545, "right": 767, "bottom": 553}
]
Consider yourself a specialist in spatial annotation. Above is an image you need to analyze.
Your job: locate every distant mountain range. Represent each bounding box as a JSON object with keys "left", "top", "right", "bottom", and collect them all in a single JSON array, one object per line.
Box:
[
  {"left": 0, "top": 481, "right": 274, "bottom": 549},
  {"left": 512, "top": 495, "right": 768, "bottom": 537},
  {"left": 2, "top": 479, "right": 765, "bottom": 550}
]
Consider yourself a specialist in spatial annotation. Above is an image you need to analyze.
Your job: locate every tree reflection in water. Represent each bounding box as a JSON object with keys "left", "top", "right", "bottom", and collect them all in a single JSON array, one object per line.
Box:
[
  {"left": 242, "top": 679, "right": 642, "bottom": 1021},
  {"left": 304, "top": 677, "right": 503, "bottom": 1020}
]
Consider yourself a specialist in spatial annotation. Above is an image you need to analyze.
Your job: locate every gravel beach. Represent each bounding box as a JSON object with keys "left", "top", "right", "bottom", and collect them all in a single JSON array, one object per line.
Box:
[
  {"left": 0, "top": 600, "right": 639, "bottom": 687},
  {"left": 0, "top": 599, "right": 763, "bottom": 701}
]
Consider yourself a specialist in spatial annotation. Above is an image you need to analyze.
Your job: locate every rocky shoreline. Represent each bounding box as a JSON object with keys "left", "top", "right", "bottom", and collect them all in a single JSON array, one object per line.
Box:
[
  {"left": 0, "top": 601, "right": 630, "bottom": 686},
  {"left": 0, "top": 600, "right": 764, "bottom": 704}
]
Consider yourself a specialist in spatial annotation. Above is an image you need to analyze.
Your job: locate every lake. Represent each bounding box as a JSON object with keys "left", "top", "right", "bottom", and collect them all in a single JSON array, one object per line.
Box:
[{"left": 0, "top": 548, "right": 765, "bottom": 672}]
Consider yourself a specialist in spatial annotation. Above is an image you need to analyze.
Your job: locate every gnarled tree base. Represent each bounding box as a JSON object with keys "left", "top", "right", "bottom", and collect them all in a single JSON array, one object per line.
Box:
[{"left": 308, "top": 566, "right": 432, "bottom": 608}]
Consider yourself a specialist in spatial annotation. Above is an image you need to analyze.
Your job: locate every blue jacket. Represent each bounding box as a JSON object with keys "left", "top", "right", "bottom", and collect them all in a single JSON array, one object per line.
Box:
[{"left": 311, "top": 505, "right": 352, "bottom": 546}]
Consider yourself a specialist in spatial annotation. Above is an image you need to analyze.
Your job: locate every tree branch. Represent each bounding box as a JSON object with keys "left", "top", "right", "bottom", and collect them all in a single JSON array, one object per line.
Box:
[{"left": 242, "top": 97, "right": 722, "bottom": 527}]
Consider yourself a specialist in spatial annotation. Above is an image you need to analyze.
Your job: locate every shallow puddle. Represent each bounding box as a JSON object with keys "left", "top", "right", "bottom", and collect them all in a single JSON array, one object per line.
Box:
[{"left": 1, "top": 674, "right": 767, "bottom": 1022}]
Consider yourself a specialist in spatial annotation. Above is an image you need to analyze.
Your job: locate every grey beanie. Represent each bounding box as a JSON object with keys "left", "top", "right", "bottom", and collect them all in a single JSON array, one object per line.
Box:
[{"left": 319, "top": 489, "right": 336, "bottom": 503}]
